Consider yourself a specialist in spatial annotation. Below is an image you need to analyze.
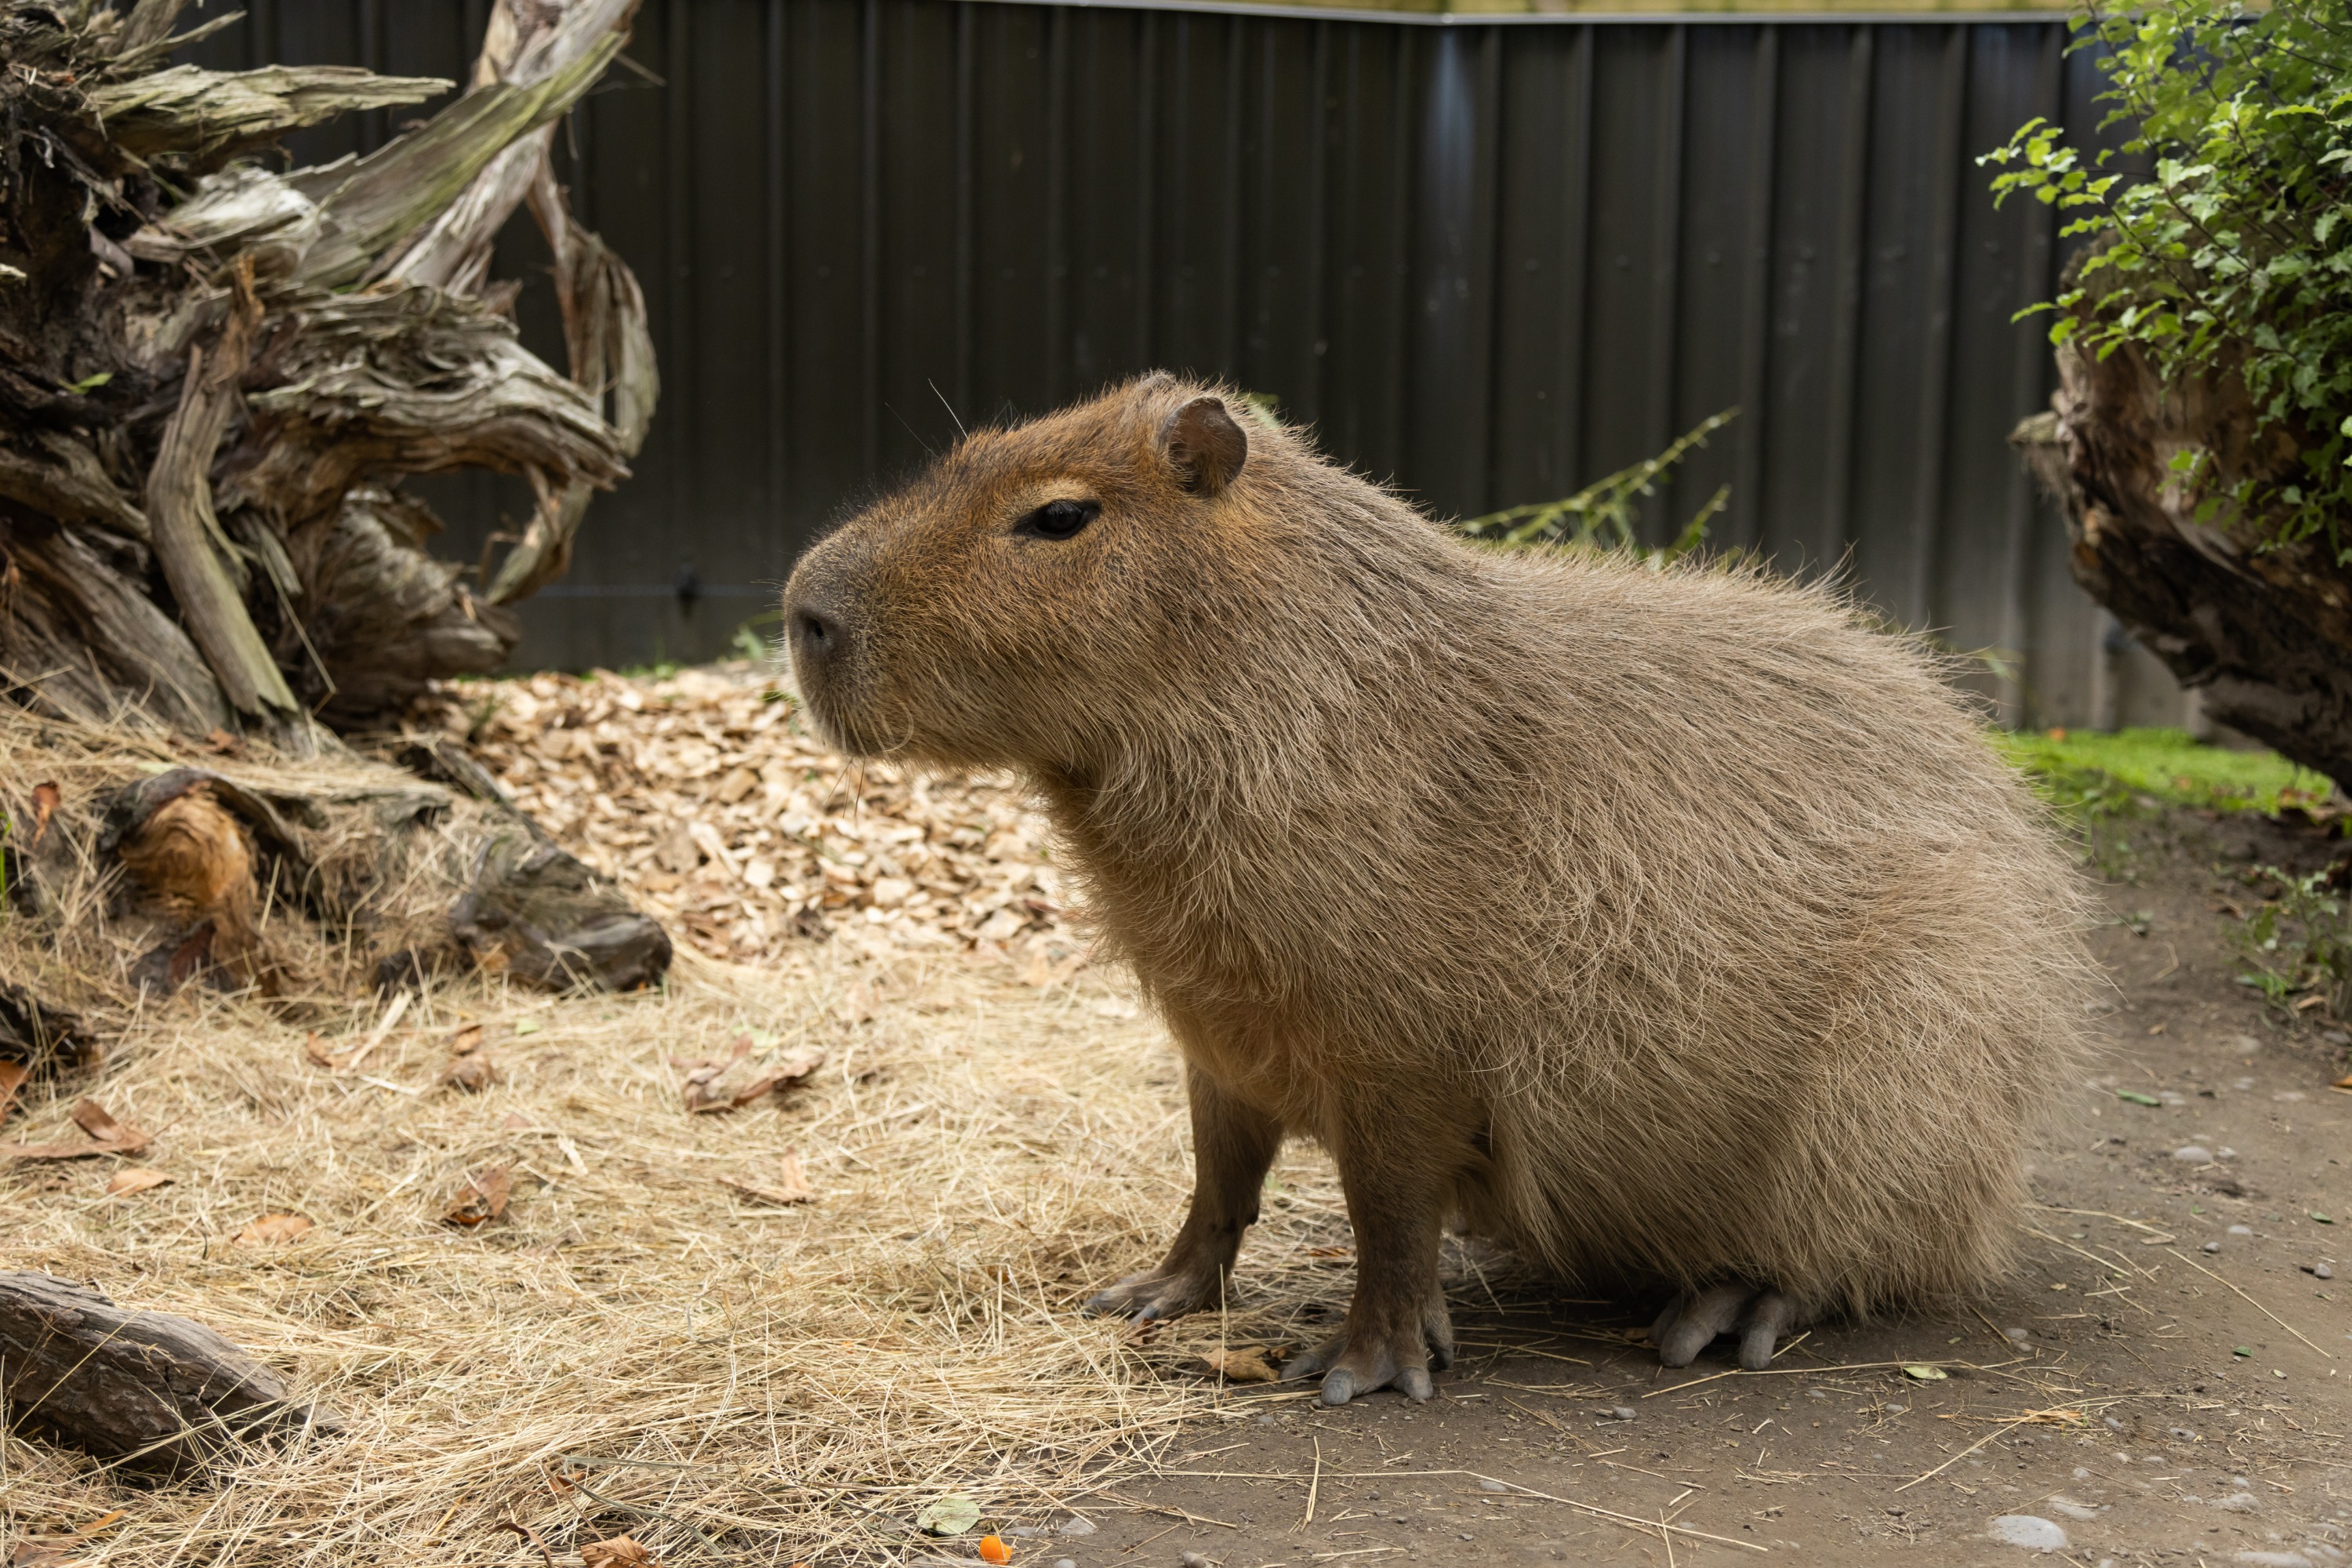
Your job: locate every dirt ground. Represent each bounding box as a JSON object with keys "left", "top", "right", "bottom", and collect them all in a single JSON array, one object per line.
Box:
[{"left": 1033, "top": 804, "right": 2352, "bottom": 1568}]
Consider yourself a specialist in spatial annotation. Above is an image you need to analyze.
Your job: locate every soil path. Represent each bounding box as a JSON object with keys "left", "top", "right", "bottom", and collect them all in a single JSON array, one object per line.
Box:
[{"left": 1040, "top": 807, "right": 2351, "bottom": 1568}]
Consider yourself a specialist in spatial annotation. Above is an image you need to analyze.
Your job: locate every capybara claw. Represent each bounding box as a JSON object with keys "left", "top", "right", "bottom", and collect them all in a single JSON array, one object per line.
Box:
[
  {"left": 1651, "top": 1283, "right": 1802, "bottom": 1369},
  {"left": 1082, "top": 1269, "right": 1217, "bottom": 1322},
  {"left": 1283, "top": 1320, "right": 1432, "bottom": 1404}
]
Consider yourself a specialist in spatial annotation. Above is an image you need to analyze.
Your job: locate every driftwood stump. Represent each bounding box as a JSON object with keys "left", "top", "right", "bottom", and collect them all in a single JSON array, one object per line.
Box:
[
  {"left": 0, "top": 0, "right": 655, "bottom": 746},
  {"left": 2016, "top": 341, "right": 2352, "bottom": 790},
  {"left": 0, "top": 1270, "right": 329, "bottom": 1475}
]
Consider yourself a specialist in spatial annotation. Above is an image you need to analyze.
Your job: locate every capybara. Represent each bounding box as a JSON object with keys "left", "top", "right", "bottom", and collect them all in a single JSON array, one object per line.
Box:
[{"left": 782, "top": 373, "right": 2092, "bottom": 1406}]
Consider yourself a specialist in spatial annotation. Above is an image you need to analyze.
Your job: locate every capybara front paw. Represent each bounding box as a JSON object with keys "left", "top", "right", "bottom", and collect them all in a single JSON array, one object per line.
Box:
[
  {"left": 1282, "top": 1299, "right": 1454, "bottom": 1406},
  {"left": 1082, "top": 1265, "right": 1224, "bottom": 1323},
  {"left": 1650, "top": 1284, "right": 1801, "bottom": 1370}
]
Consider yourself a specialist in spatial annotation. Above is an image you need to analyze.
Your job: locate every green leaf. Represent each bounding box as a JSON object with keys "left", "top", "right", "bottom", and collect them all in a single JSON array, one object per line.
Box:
[
  {"left": 2115, "top": 1090, "right": 2163, "bottom": 1107},
  {"left": 916, "top": 1495, "right": 983, "bottom": 1537}
]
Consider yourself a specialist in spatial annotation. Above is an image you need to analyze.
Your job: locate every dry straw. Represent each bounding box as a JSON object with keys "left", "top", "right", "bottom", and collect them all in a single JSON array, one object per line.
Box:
[{"left": 0, "top": 690, "right": 1359, "bottom": 1566}]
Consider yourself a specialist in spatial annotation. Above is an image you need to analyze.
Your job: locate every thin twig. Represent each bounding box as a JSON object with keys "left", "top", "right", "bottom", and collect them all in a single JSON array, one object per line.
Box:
[
  {"left": 1468, "top": 1474, "right": 1766, "bottom": 1554},
  {"left": 2165, "top": 1249, "right": 2335, "bottom": 1359}
]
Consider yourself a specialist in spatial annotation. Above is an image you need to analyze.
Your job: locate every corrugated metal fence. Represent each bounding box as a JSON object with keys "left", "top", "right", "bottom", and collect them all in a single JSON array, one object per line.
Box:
[{"left": 191, "top": 0, "right": 2190, "bottom": 726}]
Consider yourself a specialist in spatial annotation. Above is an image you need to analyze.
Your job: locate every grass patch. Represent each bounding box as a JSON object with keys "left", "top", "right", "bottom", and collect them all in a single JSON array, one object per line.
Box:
[{"left": 1998, "top": 727, "right": 2331, "bottom": 816}]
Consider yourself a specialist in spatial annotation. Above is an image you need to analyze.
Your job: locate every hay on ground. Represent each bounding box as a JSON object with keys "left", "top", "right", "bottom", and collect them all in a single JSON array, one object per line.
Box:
[{"left": 0, "top": 676, "right": 1365, "bottom": 1567}]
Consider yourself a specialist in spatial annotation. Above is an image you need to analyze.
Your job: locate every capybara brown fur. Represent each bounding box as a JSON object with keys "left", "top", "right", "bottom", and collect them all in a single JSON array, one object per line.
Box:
[{"left": 782, "top": 372, "right": 2094, "bottom": 1406}]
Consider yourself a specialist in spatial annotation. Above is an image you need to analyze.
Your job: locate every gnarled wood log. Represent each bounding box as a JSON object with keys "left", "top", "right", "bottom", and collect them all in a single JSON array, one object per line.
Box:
[
  {"left": 0, "top": 0, "right": 654, "bottom": 736},
  {"left": 0, "top": 1270, "right": 332, "bottom": 1476},
  {"left": 2015, "top": 341, "right": 2352, "bottom": 789}
]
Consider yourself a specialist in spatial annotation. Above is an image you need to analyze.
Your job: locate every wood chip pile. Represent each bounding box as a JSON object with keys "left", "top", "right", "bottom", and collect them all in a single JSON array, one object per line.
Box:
[{"left": 432, "top": 661, "right": 1077, "bottom": 970}]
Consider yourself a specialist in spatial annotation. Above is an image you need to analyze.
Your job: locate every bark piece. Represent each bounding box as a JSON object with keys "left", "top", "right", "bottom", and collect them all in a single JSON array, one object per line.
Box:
[
  {"left": 86, "top": 64, "right": 449, "bottom": 163},
  {"left": 292, "top": 35, "right": 626, "bottom": 290},
  {"left": 0, "top": 1271, "right": 328, "bottom": 1475},
  {"left": 1, "top": 523, "right": 233, "bottom": 735},
  {"left": 451, "top": 829, "right": 671, "bottom": 993},
  {"left": 0, "top": 982, "right": 95, "bottom": 1073},
  {"left": 143, "top": 259, "right": 303, "bottom": 732},
  {"left": 2017, "top": 341, "right": 2352, "bottom": 789}
]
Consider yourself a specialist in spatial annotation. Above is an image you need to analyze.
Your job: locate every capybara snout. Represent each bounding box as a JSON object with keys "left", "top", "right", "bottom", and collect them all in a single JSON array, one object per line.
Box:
[{"left": 783, "top": 374, "right": 1264, "bottom": 772}]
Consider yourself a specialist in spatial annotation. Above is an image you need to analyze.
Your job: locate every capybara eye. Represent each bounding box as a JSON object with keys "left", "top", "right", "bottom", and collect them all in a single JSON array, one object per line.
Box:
[{"left": 1012, "top": 499, "right": 1100, "bottom": 540}]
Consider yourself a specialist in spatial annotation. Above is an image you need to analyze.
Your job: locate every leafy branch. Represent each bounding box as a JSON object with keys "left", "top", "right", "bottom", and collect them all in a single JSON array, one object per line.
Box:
[
  {"left": 1458, "top": 408, "right": 1737, "bottom": 566},
  {"left": 1980, "top": 0, "right": 2352, "bottom": 557}
]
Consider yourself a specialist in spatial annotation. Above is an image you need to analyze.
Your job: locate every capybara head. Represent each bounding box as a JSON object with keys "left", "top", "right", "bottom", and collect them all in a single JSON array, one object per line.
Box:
[{"left": 782, "top": 373, "right": 1273, "bottom": 771}]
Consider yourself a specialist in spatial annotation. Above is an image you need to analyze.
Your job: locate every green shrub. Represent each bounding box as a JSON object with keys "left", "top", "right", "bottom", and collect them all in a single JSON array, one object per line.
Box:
[
  {"left": 1459, "top": 410, "right": 1736, "bottom": 565},
  {"left": 1982, "top": 0, "right": 2352, "bottom": 557},
  {"left": 2232, "top": 865, "right": 2351, "bottom": 1021}
]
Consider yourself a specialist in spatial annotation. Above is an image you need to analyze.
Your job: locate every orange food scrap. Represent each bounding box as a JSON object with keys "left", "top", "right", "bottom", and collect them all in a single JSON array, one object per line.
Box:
[{"left": 977, "top": 1536, "right": 1012, "bottom": 1566}]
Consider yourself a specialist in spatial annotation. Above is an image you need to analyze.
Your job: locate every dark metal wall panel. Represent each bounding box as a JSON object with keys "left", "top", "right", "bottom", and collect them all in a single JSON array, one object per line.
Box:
[{"left": 179, "top": 0, "right": 2172, "bottom": 727}]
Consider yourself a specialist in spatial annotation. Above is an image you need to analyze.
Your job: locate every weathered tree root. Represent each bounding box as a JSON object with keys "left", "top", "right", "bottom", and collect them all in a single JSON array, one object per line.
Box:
[
  {"left": 2015, "top": 341, "right": 2352, "bottom": 791},
  {"left": 0, "top": 1270, "right": 336, "bottom": 1478}
]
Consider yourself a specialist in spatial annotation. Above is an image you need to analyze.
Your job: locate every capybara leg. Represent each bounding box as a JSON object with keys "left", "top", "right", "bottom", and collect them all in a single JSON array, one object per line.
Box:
[
  {"left": 1083, "top": 1069, "right": 1282, "bottom": 1323},
  {"left": 1653, "top": 1284, "right": 1803, "bottom": 1370},
  {"left": 1282, "top": 1142, "right": 1450, "bottom": 1406}
]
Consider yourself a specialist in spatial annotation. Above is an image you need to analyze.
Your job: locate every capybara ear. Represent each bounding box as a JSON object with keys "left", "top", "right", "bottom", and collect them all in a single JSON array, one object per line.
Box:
[{"left": 1161, "top": 395, "right": 1247, "bottom": 496}]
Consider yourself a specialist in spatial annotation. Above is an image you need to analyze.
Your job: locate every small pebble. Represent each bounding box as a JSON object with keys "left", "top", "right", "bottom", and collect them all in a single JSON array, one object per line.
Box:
[
  {"left": 2228, "top": 1224, "right": 2255, "bottom": 1236},
  {"left": 2004, "top": 1327, "right": 2031, "bottom": 1341},
  {"left": 2203, "top": 1240, "right": 2223, "bottom": 1254},
  {"left": 1180, "top": 1553, "right": 1212, "bottom": 1567},
  {"left": 1990, "top": 1515, "right": 2068, "bottom": 1551},
  {"left": 2314, "top": 1262, "right": 2335, "bottom": 1280},
  {"left": 2173, "top": 1145, "right": 2213, "bottom": 1163},
  {"left": 1059, "top": 1517, "right": 1098, "bottom": 1537},
  {"left": 1055, "top": 1560, "right": 1077, "bottom": 1568},
  {"left": 1479, "top": 1479, "right": 1508, "bottom": 1493},
  {"left": 1606, "top": 1405, "right": 1636, "bottom": 1421}
]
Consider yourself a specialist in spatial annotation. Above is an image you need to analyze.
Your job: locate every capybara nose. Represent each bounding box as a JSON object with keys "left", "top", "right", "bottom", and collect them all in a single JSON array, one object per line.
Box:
[{"left": 789, "top": 601, "right": 843, "bottom": 665}]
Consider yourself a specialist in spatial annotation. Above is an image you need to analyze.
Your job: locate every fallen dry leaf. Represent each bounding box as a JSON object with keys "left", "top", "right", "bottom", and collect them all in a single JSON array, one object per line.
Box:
[
  {"left": 104, "top": 1167, "right": 172, "bottom": 1198},
  {"left": 0, "top": 1098, "right": 151, "bottom": 1161},
  {"left": 441, "top": 1051, "right": 496, "bottom": 1092},
  {"left": 234, "top": 1212, "right": 314, "bottom": 1246},
  {"left": 720, "top": 1151, "right": 815, "bottom": 1207},
  {"left": 302, "top": 1031, "right": 337, "bottom": 1069},
  {"left": 443, "top": 1162, "right": 514, "bottom": 1226},
  {"left": 580, "top": 1536, "right": 661, "bottom": 1568},
  {"left": 2335, "top": 1071, "right": 2352, "bottom": 1091},
  {"left": 448, "top": 1022, "right": 485, "bottom": 1054},
  {"left": 1200, "top": 1345, "right": 1282, "bottom": 1384},
  {"left": 71, "top": 1099, "right": 141, "bottom": 1145},
  {"left": 30, "top": 779, "right": 59, "bottom": 846},
  {"left": 8, "top": 1538, "right": 82, "bottom": 1568}
]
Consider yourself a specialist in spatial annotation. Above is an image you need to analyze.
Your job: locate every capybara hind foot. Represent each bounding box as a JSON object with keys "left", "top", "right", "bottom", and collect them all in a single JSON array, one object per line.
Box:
[
  {"left": 1283, "top": 1288, "right": 1455, "bottom": 1406},
  {"left": 1651, "top": 1285, "right": 1801, "bottom": 1370},
  {"left": 1083, "top": 1264, "right": 1226, "bottom": 1323}
]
